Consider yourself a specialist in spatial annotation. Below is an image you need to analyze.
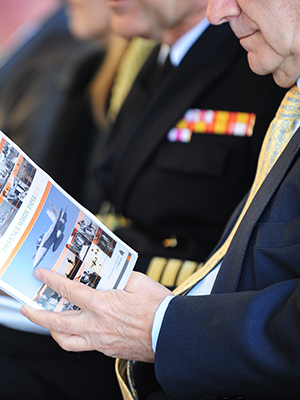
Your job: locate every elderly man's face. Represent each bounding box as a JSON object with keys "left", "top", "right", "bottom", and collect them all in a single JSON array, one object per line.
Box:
[
  {"left": 207, "top": 0, "right": 300, "bottom": 88},
  {"left": 107, "top": 0, "right": 207, "bottom": 44}
]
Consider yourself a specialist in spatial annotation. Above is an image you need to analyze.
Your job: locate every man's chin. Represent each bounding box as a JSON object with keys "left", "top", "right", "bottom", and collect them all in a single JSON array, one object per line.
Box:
[
  {"left": 248, "top": 54, "right": 277, "bottom": 78},
  {"left": 273, "top": 72, "right": 297, "bottom": 89},
  {"left": 247, "top": 53, "right": 297, "bottom": 88},
  {"left": 247, "top": 54, "right": 270, "bottom": 77}
]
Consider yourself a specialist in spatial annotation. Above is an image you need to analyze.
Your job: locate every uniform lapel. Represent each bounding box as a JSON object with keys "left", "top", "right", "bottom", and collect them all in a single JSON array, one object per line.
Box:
[
  {"left": 112, "top": 23, "right": 243, "bottom": 207},
  {"left": 212, "top": 126, "right": 300, "bottom": 294}
]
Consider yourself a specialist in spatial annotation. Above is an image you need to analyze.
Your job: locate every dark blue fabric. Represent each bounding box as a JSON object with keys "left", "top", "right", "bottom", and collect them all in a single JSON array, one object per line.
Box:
[{"left": 154, "top": 128, "right": 300, "bottom": 399}]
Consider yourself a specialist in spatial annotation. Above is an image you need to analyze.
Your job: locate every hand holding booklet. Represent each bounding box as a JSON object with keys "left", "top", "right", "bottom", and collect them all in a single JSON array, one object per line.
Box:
[{"left": 0, "top": 130, "right": 138, "bottom": 312}]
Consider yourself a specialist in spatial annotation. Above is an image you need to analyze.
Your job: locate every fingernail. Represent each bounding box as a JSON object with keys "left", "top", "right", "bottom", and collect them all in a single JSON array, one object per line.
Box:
[
  {"left": 34, "top": 269, "right": 41, "bottom": 280},
  {"left": 21, "top": 306, "right": 27, "bottom": 317}
]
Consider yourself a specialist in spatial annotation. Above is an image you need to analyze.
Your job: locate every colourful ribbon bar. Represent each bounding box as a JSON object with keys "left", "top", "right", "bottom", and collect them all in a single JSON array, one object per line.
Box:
[{"left": 167, "top": 109, "right": 256, "bottom": 142}]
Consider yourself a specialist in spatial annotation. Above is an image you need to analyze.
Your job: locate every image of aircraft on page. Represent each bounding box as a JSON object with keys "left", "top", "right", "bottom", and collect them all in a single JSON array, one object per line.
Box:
[{"left": 32, "top": 200, "right": 67, "bottom": 269}]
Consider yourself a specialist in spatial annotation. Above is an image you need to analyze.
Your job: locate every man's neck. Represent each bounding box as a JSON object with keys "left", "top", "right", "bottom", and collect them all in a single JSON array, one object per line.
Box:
[{"left": 161, "top": 10, "right": 207, "bottom": 45}]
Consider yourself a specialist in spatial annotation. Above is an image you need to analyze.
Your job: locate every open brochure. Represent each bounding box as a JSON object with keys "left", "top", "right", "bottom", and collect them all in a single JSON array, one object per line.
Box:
[{"left": 0, "top": 130, "right": 138, "bottom": 311}]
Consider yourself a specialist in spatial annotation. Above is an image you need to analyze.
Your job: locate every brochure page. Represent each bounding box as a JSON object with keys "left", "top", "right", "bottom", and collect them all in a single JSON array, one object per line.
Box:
[{"left": 0, "top": 130, "right": 138, "bottom": 311}]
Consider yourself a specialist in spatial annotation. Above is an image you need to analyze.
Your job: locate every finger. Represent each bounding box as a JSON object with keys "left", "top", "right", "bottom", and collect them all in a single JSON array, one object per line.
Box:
[
  {"left": 34, "top": 268, "right": 98, "bottom": 310},
  {"left": 21, "top": 305, "right": 62, "bottom": 331},
  {"left": 21, "top": 304, "right": 82, "bottom": 335},
  {"left": 21, "top": 305, "right": 91, "bottom": 352},
  {"left": 124, "top": 271, "right": 146, "bottom": 291},
  {"left": 125, "top": 271, "right": 172, "bottom": 297},
  {"left": 50, "top": 330, "right": 90, "bottom": 352}
]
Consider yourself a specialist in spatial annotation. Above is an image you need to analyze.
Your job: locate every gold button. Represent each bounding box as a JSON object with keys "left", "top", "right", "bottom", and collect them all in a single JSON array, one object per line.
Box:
[{"left": 162, "top": 235, "right": 178, "bottom": 248}]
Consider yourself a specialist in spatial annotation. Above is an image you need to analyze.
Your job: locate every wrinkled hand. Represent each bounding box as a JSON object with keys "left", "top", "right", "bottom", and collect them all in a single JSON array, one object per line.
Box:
[{"left": 21, "top": 269, "right": 171, "bottom": 362}]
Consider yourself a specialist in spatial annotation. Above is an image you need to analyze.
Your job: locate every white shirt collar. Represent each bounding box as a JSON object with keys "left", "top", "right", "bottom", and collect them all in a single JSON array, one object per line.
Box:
[
  {"left": 170, "top": 18, "right": 210, "bottom": 67},
  {"left": 297, "top": 76, "right": 300, "bottom": 92},
  {"left": 293, "top": 77, "right": 300, "bottom": 132}
]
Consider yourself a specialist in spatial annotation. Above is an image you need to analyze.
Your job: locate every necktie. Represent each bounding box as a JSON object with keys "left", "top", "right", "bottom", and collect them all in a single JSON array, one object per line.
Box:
[
  {"left": 157, "top": 44, "right": 173, "bottom": 78},
  {"left": 116, "top": 85, "right": 300, "bottom": 399},
  {"left": 146, "top": 44, "right": 174, "bottom": 91}
]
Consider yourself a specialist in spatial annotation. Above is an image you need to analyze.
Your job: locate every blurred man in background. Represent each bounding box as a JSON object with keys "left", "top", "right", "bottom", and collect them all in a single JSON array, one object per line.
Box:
[{"left": 0, "top": 1, "right": 124, "bottom": 399}]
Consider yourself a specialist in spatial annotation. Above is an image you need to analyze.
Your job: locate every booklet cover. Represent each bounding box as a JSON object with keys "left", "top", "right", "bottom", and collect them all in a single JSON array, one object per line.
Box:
[{"left": 0, "top": 130, "right": 138, "bottom": 311}]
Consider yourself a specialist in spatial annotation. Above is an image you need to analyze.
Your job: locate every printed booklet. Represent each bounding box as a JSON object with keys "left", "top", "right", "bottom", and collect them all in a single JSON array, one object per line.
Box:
[{"left": 0, "top": 130, "right": 138, "bottom": 311}]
